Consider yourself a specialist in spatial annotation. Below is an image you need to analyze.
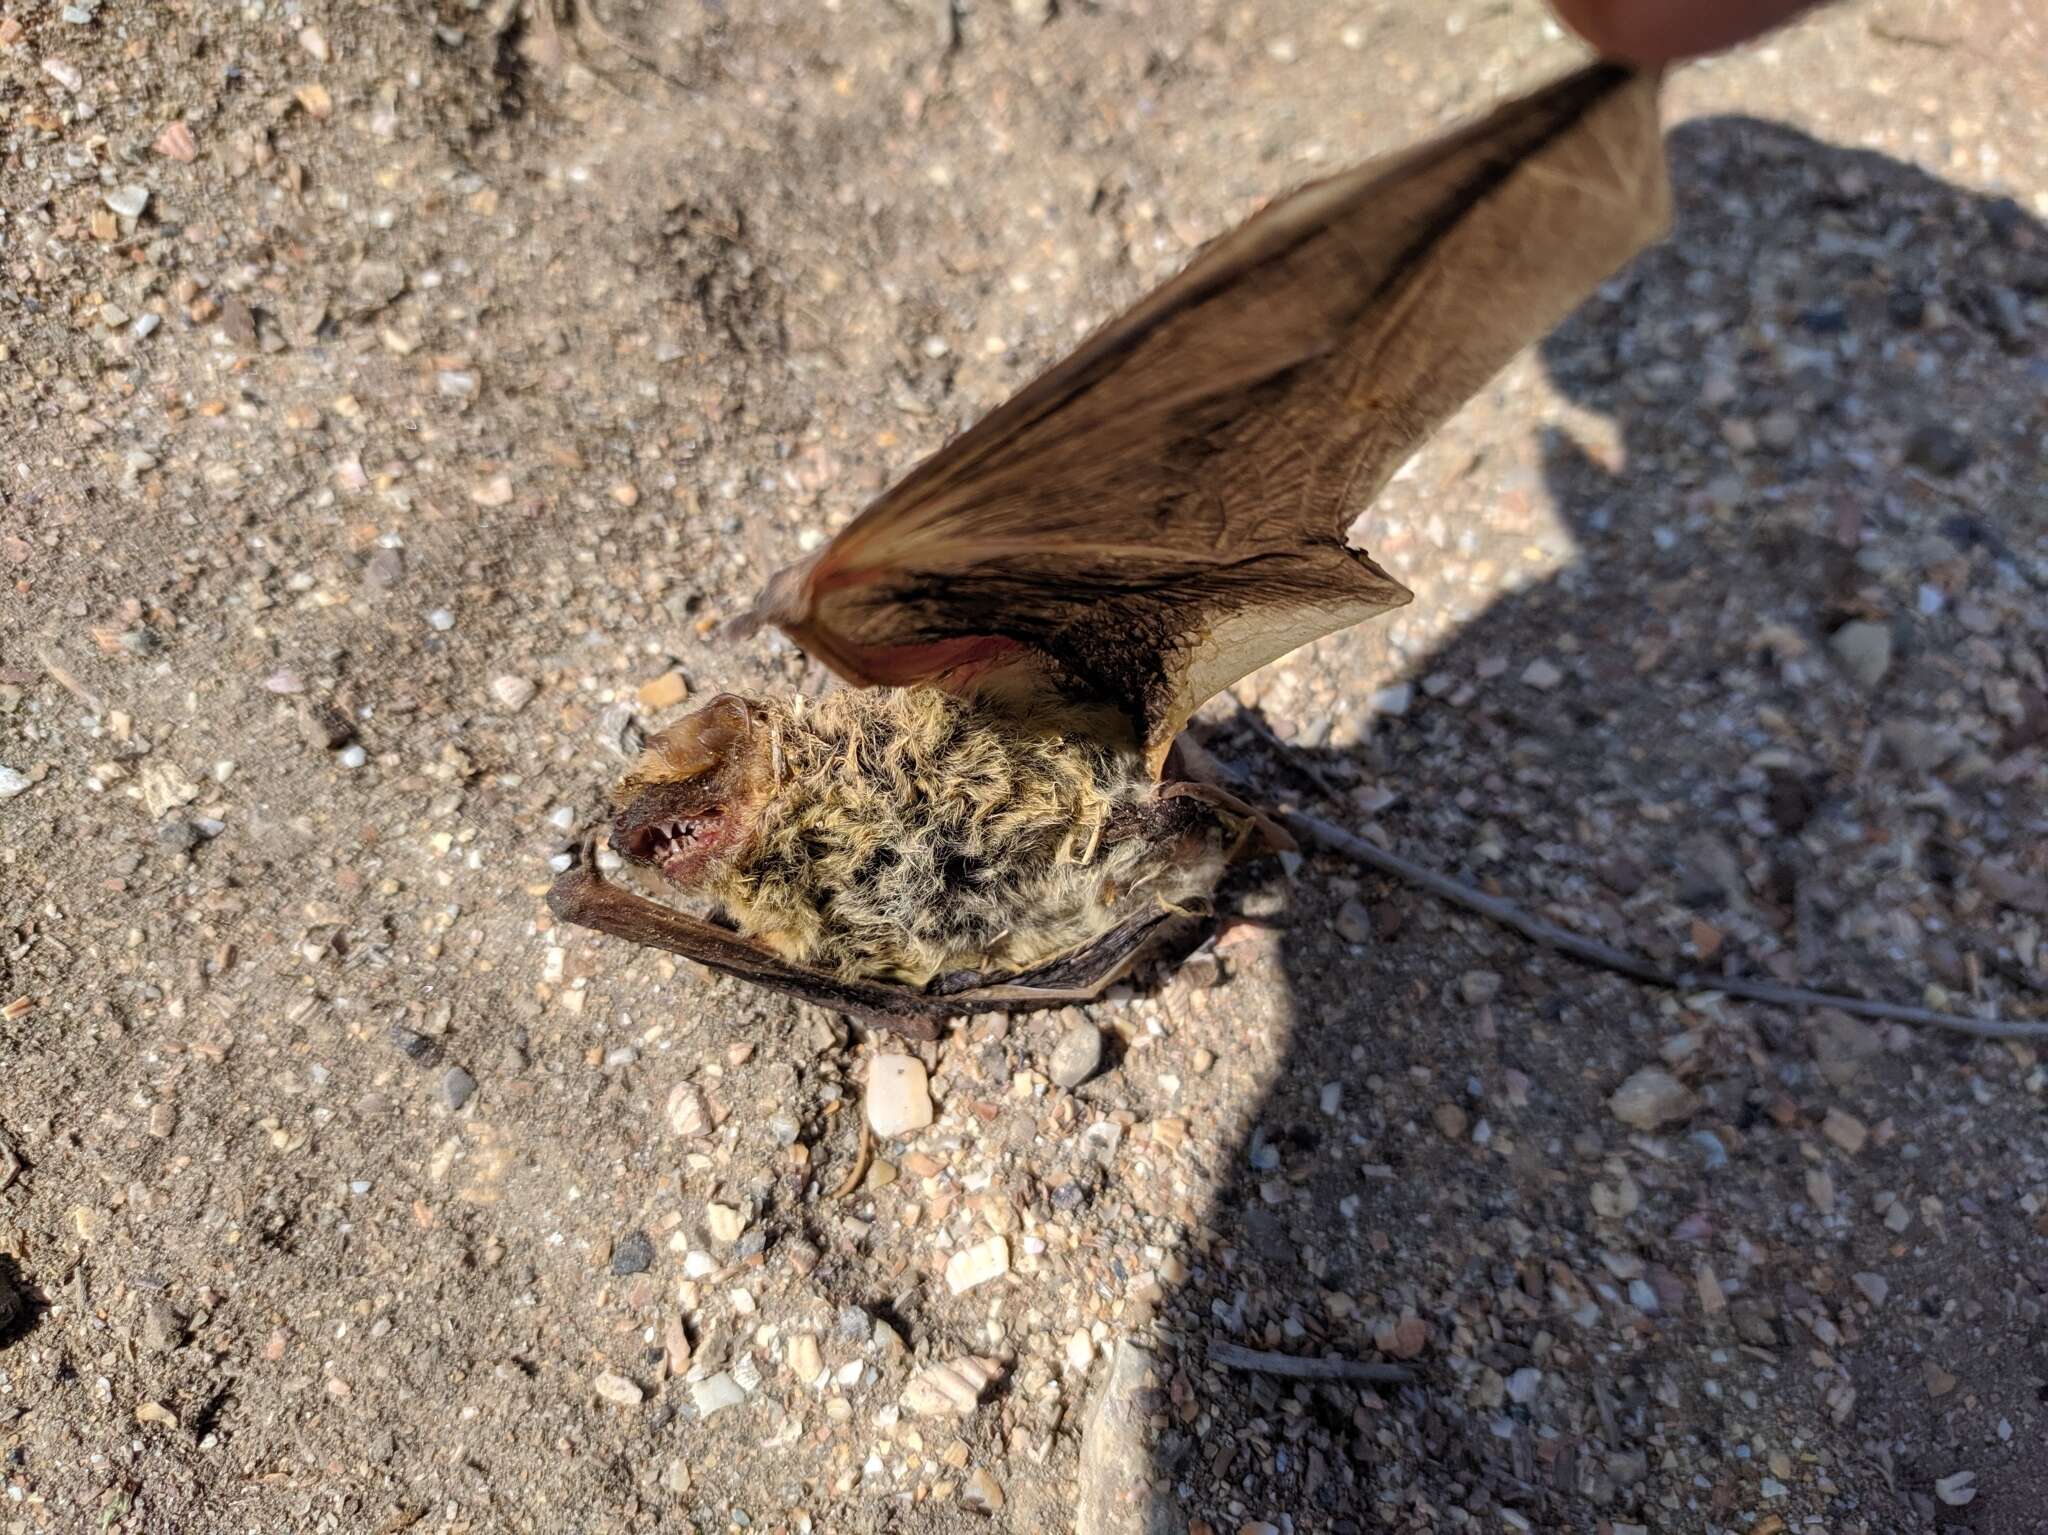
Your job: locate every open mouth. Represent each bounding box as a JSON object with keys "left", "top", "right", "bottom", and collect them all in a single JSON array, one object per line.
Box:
[{"left": 620, "top": 817, "right": 708, "bottom": 879}]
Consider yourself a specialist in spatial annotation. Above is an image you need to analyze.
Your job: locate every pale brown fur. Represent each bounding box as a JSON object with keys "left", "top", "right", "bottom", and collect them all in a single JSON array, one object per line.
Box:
[{"left": 701, "top": 688, "right": 1222, "bottom": 986}]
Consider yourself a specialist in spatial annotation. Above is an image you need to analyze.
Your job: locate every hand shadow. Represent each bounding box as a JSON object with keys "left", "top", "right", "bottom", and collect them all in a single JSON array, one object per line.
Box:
[{"left": 1106, "top": 115, "right": 2048, "bottom": 1533}]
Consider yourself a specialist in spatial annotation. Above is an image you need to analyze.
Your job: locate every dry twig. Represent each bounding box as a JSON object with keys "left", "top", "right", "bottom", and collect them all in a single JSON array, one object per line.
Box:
[
  {"left": 830, "top": 1116, "right": 874, "bottom": 1200},
  {"left": 1282, "top": 809, "right": 2048, "bottom": 1041},
  {"left": 1208, "top": 1340, "right": 1416, "bottom": 1385}
]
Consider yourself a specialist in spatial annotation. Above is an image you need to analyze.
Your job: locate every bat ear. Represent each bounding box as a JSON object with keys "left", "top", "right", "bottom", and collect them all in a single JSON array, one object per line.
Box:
[{"left": 625, "top": 693, "right": 753, "bottom": 790}]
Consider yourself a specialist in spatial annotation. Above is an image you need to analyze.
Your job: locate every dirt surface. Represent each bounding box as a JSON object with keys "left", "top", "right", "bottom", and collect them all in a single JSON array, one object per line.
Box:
[{"left": 3, "top": 1, "right": 2047, "bottom": 1532}]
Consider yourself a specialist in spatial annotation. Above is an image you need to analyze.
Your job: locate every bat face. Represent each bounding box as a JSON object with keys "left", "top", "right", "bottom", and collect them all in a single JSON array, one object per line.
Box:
[{"left": 609, "top": 694, "right": 775, "bottom": 891}]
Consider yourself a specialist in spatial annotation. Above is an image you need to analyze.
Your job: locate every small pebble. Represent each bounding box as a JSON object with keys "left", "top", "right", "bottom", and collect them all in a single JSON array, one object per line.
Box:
[
  {"left": 961, "top": 1467, "right": 1005, "bottom": 1513},
  {"left": 1608, "top": 1068, "right": 1698, "bottom": 1130},
  {"left": 1459, "top": 970, "right": 1501, "bottom": 1005},
  {"left": 104, "top": 185, "right": 149, "bottom": 219},
  {"left": 154, "top": 121, "right": 198, "bottom": 162},
  {"left": 1333, "top": 899, "right": 1373, "bottom": 944},
  {"left": 1519, "top": 657, "right": 1564, "bottom": 690},
  {"left": 611, "top": 1230, "right": 654, "bottom": 1276},
  {"left": 1065, "top": 1331, "right": 1094, "bottom": 1372},
  {"left": 1934, "top": 1471, "right": 1977, "bottom": 1507},
  {"left": 637, "top": 671, "right": 689, "bottom": 711},
  {"left": 1048, "top": 1018, "right": 1104, "bottom": 1088},
  {"left": 786, "top": 1334, "right": 823, "bottom": 1384},
  {"left": 1822, "top": 1107, "right": 1868, "bottom": 1154},
  {"left": 438, "top": 1066, "right": 476, "bottom": 1111},
  {"left": 301, "top": 700, "right": 356, "bottom": 750},
  {"left": 866, "top": 1055, "right": 934, "bottom": 1138},
  {"left": 593, "top": 1372, "right": 643, "bottom": 1407},
  {"left": 0, "top": 766, "right": 31, "bottom": 801},
  {"left": 388, "top": 1024, "right": 434, "bottom": 1062},
  {"left": 490, "top": 675, "right": 536, "bottom": 712},
  {"left": 945, "top": 1237, "right": 1010, "bottom": 1295},
  {"left": 666, "top": 1082, "right": 710, "bottom": 1137},
  {"left": 1829, "top": 621, "right": 1892, "bottom": 690},
  {"left": 141, "top": 1301, "right": 186, "bottom": 1354},
  {"left": 706, "top": 1203, "right": 743, "bottom": 1244},
  {"left": 900, "top": 1355, "right": 1004, "bottom": 1416},
  {"left": 690, "top": 1372, "right": 747, "bottom": 1419},
  {"left": 337, "top": 745, "right": 368, "bottom": 770}
]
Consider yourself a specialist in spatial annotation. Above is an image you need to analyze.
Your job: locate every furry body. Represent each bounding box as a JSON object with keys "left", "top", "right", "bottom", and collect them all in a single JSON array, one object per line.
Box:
[{"left": 705, "top": 689, "right": 1223, "bottom": 986}]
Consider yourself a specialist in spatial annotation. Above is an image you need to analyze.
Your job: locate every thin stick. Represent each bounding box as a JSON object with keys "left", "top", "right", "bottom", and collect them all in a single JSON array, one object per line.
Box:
[
  {"left": 1207, "top": 1340, "right": 1416, "bottom": 1385},
  {"left": 830, "top": 1116, "right": 874, "bottom": 1200},
  {"left": 1280, "top": 809, "right": 2048, "bottom": 1042}
]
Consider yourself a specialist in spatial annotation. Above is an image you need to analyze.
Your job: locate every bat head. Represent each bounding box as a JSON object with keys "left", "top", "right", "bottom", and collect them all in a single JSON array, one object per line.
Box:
[{"left": 608, "top": 693, "right": 774, "bottom": 890}]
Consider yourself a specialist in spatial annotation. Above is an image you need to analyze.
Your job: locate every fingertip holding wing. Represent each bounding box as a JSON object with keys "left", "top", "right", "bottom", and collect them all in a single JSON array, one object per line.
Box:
[{"left": 740, "top": 64, "right": 1670, "bottom": 770}]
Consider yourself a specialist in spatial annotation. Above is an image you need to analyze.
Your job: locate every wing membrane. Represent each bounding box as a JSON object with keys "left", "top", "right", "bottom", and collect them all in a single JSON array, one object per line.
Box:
[{"left": 741, "top": 64, "right": 1670, "bottom": 770}]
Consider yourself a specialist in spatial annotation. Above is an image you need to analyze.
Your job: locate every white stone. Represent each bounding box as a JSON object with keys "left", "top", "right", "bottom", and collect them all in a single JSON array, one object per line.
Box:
[
  {"left": 1830, "top": 621, "right": 1892, "bottom": 689},
  {"left": 961, "top": 1467, "right": 1005, "bottom": 1513},
  {"left": 1608, "top": 1067, "right": 1698, "bottom": 1130},
  {"left": 1064, "top": 1331, "right": 1094, "bottom": 1372},
  {"left": 592, "top": 1371, "right": 642, "bottom": 1406},
  {"left": 1935, "top": 1471, "right": 1977, "bottom": 1507},
  {"left": 1370, "top": 682, "right": 1412, "bottom": 716},
  {"left": 866, "top": 1055, "right": 933, "bottom": 1138},
  {"left": 489, "top": 674, "right": 536, "bottom": 712},
  {"left": 139, "top": 761, "right": 199, "bottom": 817},
  {"left": 944, "top": 1237, "right": 1010, "bottom": 1295},
  {"left": 786, "top": 1333, "right": 823, "bottom": 1386},
  {"left": 665, "top": 1082, "right": 710, "bottom": 1137},
  {"left": 900, "top": 1355, "right": 1005, "bottom": 1417},
  {"left": 689, "top": 1372, "right": 747, "bottom": 1419}
]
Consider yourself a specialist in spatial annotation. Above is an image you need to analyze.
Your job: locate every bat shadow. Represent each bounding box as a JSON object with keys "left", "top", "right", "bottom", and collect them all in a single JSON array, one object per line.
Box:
[{"left": 1113, "top": 116, "right": 2048, "bottom": 1531}]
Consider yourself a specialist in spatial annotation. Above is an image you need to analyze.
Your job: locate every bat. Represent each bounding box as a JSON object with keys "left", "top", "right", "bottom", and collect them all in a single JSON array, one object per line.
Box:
[{"left": 547, "top": 62, "right": 1672, "bottom": 1038}]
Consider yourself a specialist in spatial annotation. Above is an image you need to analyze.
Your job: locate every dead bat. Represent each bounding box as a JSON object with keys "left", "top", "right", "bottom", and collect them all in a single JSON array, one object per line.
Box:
[{"left": 548, "top": 62, "right": 1672, "bottom": 1037}]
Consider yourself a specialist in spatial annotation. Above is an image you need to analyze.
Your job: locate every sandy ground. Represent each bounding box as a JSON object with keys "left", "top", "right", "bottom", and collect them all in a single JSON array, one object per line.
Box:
[{"left": 3, "top": 1, "right": 2047, "bottom": 1532}]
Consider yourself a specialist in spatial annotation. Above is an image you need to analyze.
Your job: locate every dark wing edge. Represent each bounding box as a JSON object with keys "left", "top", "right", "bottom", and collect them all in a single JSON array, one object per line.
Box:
[
  {"left": 546, "top": 836, "right": 1186, "bottom": 1035},
  {"left": 736, "top": 63, "right": 1672, "bottom": 770}
]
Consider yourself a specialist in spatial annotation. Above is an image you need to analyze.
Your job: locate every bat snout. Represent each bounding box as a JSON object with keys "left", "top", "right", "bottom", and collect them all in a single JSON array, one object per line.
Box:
[{"left": 610, "top": 784, "right": 737, "bottom": 892}]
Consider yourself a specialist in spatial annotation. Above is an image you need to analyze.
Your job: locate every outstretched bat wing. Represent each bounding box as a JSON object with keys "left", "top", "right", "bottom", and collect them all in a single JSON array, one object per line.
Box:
[{"left": 738, "top": 64, "right": 1669, "bottom": 770}]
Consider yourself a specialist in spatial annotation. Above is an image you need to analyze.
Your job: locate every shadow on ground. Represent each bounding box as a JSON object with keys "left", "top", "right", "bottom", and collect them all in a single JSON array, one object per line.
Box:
[{"left": 1120, "top": 116, "right": 2048, "bottom": 1533}]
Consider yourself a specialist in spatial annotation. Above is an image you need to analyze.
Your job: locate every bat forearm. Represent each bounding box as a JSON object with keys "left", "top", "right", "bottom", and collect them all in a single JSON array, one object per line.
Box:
[{"left": 546, "top": 840, "right": 945, "bottom": 1038}]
